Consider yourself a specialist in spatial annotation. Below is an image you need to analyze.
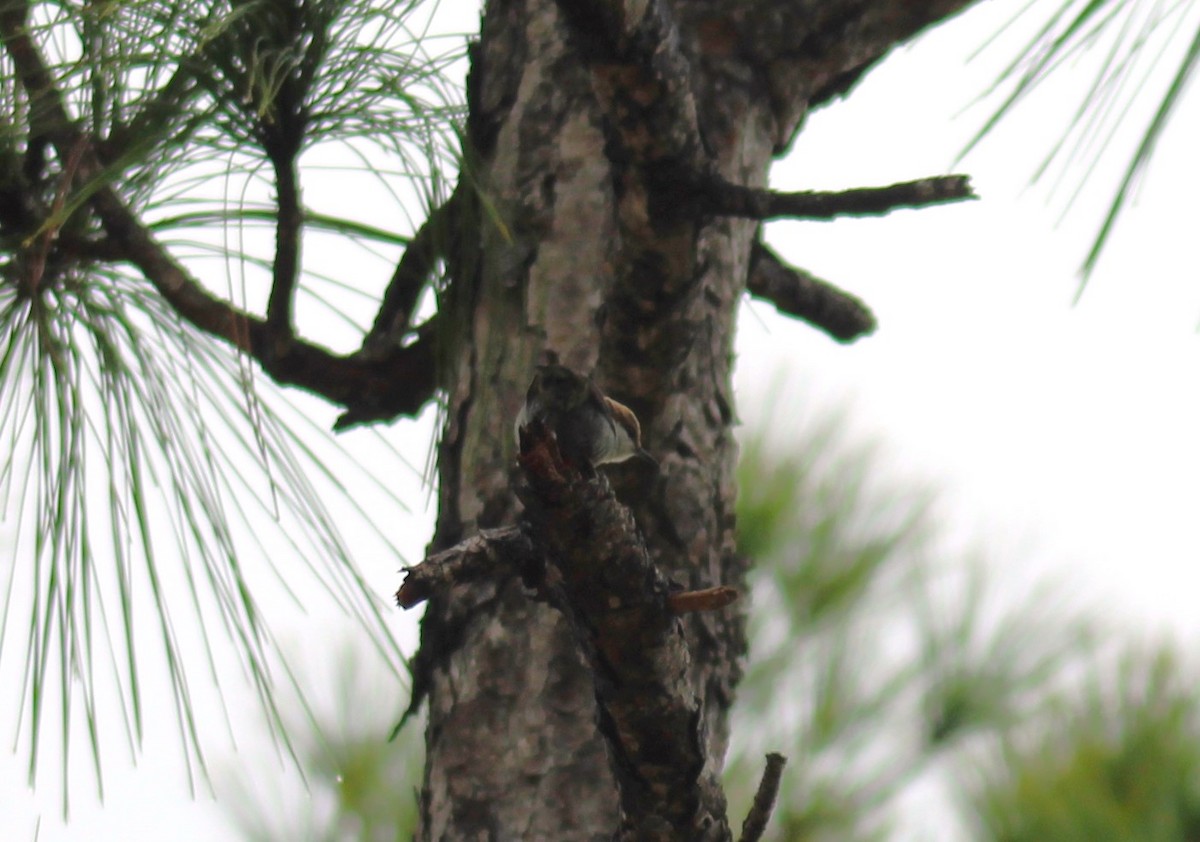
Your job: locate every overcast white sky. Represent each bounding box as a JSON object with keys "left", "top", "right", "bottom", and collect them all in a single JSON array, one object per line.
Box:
[{"left": 4, "top": 1, "right": 1200, "bottom": 838}]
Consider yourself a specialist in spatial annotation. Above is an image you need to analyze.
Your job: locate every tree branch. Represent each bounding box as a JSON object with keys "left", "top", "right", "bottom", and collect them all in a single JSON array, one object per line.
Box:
[
  {"left": 738, "top": 753, "right": 787, "bottom": 842},
  {"left": 262, "top": 27, "right": 309, "bottom": 359},
  {"left": 700, "top": 174, "right": 977, "bottom": 220},
  {"left": 360, "top": 194, "right": 455, "bottom": 358},
  {"left": 747, "top": 241, "right": 875, "bottom": 342},
  {"left": 396, "top": 526, "right": 533, "bottom": 609},
  {"left": 517, "top": 422, "right": 730, "bottom": 840},
  {"left": 557, "top": 0, "right": 976, "bottom": 225},
  {"left": 265, "top": 147, "right": 302, "bottom": 353},
  {"left": 1, "top": 13, "right": 436, "bottom": 425}
]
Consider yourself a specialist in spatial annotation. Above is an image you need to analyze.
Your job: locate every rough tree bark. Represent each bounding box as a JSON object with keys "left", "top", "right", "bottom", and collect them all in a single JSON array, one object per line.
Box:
[
  {"left": 408, "top": 1, "right": 976, "bottom": 839},
  {"left": 0, "top": 0, "right": 979, "bottom": 838}
]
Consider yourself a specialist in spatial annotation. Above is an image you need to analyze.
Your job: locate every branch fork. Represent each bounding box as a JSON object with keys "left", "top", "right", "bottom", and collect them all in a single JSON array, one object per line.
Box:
[
  {"left": 1, "top": 6, "right": 442, "bottom": 428},
  {"left": 557, "top": 0, "right": 978, "bottom": 345}
]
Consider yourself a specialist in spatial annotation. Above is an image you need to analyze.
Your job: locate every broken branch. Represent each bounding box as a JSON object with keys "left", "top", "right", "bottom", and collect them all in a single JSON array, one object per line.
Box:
[
  {"left": 738, "top": 753, "right": 788, "bottom": 842},
  {"left": 747, "top": 241, "right": 876, "bottom": 342},
  {"left": 396, "top": 526, "right": 534, "bottom": 609},
  {"left": 667, "top": 586, "right": 738, "bottom": 615}
]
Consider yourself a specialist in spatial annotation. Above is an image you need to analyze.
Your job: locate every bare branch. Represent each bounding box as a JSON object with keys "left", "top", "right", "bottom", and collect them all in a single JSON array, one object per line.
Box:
[
  {"left": 396, "top": 526, "right": 533, "bottom": 609},
  {"left": 738, "top": 753, "right": 787, "bottom": 842},
  {"left": 702, "top": 174, "right": 977, "bottom": 220},
  {"left": 747, "top": 241, "right": 875, "bottom": 342}
]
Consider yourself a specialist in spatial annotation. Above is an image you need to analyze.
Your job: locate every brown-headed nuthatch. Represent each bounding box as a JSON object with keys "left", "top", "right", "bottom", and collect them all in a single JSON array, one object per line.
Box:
[{"left": 515, "top": 364, "right": 657, "bottom": 471}]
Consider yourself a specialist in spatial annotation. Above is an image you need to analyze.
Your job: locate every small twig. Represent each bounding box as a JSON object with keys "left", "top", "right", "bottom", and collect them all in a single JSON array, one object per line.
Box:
[
  {"left": 747, "top": 241, "right": 875, "bottom": 342},
  {"left": 396, "top": 526, "right": 533, "bottom": 609},
  {"left": 738, "top": 753, "right": 788, "bottom": 842},
  {"left": 667, "top": 586, "right": 738, "bottom": 615},
  {"left": 701, "top": 174, "right": 976, "bottom": 221}
]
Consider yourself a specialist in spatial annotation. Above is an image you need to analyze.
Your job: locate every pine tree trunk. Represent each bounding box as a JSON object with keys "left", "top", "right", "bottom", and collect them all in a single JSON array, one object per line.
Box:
[{"left": 415, "top": 1, "right": 974, "bottom": 838}]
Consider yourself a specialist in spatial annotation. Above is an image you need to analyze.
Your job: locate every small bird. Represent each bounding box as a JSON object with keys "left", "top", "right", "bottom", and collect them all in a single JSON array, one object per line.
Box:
[{"left": 515, "top": 364, "right": 657, "bottom": 471}]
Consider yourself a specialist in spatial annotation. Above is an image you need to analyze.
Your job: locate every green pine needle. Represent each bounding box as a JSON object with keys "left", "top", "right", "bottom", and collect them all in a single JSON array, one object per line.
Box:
[
  {"left": 1, "top": 0, "right": 463, "bottom": 808},
  {"left": 965, "top": 0, "right": 1200, "bottom": 290}
]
